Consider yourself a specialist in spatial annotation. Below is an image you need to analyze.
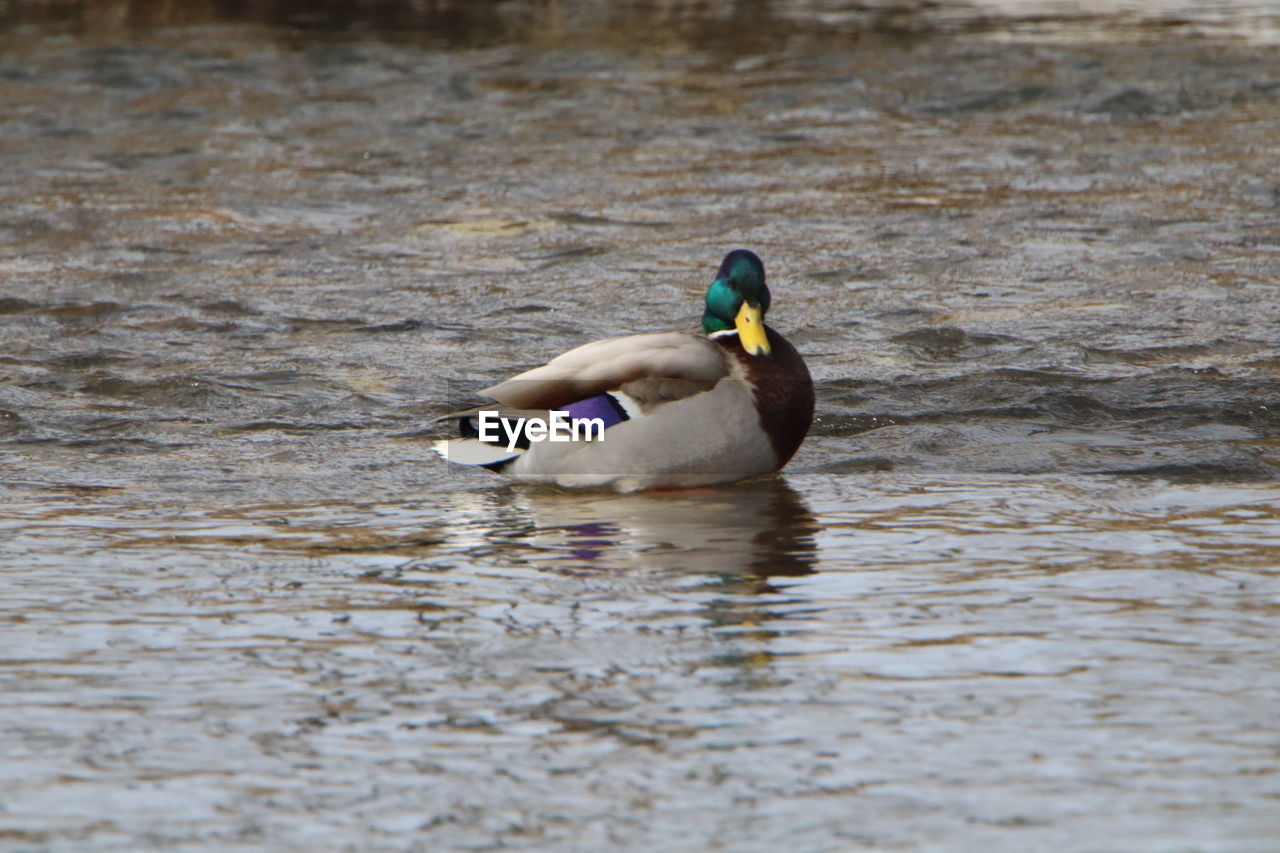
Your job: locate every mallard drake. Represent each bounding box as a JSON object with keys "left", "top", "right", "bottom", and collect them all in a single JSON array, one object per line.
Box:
[{"left": 433, "top": 249, "right": 813, "bottom": 491}]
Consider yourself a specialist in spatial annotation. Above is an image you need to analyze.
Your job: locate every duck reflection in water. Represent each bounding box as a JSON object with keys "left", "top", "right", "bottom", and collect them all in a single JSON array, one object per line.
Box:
[{"left": 493, "top": 478, "right": 819, "bottom": 581}]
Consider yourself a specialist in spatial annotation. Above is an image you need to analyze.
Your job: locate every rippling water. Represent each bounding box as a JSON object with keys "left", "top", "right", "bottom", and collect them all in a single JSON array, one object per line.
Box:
[{"left": 3, "top": 1, "right": 1280, "bottom": 850}]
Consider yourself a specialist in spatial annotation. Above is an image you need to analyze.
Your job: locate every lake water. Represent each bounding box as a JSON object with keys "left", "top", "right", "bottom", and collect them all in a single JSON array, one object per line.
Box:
[{"left": 3, "top": 1, "right": 1280, "bottom": 849}]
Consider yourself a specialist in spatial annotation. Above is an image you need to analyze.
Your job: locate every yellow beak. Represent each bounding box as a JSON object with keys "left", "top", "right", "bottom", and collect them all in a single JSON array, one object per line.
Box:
[{"left": 735, "top": 302, "right": 770, "bottom": 356}]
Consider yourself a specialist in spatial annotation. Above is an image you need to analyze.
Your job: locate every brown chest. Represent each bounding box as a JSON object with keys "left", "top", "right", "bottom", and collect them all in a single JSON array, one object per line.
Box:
[{"left": 717, "top": 327, "right": 815, "bottom": 467}]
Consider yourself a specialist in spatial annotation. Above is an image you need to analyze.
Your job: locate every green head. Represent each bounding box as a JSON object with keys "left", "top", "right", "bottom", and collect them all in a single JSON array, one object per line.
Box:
[{"left": 702, "top": 249, "right": 772, "bottom": 355}]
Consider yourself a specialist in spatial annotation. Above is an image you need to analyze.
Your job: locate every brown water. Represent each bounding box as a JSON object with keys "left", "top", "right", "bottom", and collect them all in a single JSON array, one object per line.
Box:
[{"left": 3, "top": 1, "right": 1280, "bottom": 850}]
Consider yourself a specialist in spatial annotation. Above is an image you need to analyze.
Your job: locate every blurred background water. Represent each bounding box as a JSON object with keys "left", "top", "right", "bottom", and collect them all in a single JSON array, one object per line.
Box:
[{"left": 2, "top": 1, "right": 1280, "bottom": 850}]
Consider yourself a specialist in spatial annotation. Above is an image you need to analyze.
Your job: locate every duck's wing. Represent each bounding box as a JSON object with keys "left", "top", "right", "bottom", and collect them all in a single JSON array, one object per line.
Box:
[{"left": 480, "top": 331, "right": 730, "bottom": 409}]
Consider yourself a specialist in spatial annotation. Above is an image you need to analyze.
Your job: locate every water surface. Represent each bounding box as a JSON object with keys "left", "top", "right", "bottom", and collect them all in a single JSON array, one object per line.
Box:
[{"left": 2, "top": 1, "right": 1280, "bottom": 849}]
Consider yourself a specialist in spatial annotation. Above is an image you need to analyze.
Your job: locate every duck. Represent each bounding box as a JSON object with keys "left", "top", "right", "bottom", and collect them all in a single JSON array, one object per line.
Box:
[{"left": 433, "top": 249, "right": 813, "bottom": 491}]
